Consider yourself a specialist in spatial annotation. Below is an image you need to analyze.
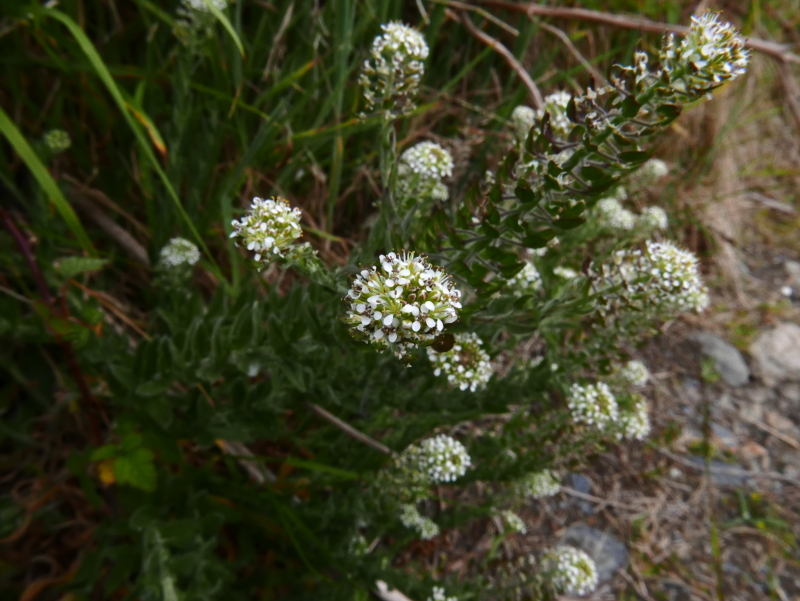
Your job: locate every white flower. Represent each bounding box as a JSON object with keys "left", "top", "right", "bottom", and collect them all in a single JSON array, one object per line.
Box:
[
  {"left": 175, "top": 0, "right": 227, "bottom": 44},
  {"left": 511, "top": 105, "right": 536, "bottom": 142},
  {"left": 542, "top": 546, "right": 599, "bottom": 596},
  {"left": 343, "top": 252, "right": 462, "bottom": 358},
  {"left": 398, "top": 141, "right": 454, "bottom": 203},
  {"left": 618, "top": 393, "right": 651, "bottom": 441},
  {"left": 508, "top": 261, "right": 542, "bottom": 295},
  {"left": 359, "top": 22, "right": 429, "bottom": 115},
  {"left": 499, "top": 509, "right": 527, "bottom": 534},
  {"left": 182, "top": 0, "right": 226, "bottom": 11},
  {"left": 43, "top": 129, "right": 71, "bottom": 153},
  {"left": 661, "top": 11, "right": 749, "bottom": 92},
  {"left": 416, "top": 434, "right": 471, "bottom": 484},
  {"left": 519, "top": 469, "right": 560, "bottom": 499},
  {"left": 158, "top": 237, "right": 201, "bottom": 269},
  {"left": 637, "top": 241, "right": 710, "bottom": 312},
  {"left": 595, "top": 197, "right": 635, "bottom": 230},
  {"left": 532, "top": 237, "right": 560, "bottom": 257},
  {"left": 642, "top": 158, "right": 669, "bottom": 180},
  {"left": 553, "top": 266, "right": 579, "bottom": 280},
  {"left": 230, "top": 197, "right": 303, "bottom": 264},
  {"left": 618, "top": 360, "right": 650, "bottom": 387},
  {"left": 428, "top": 586, "right": 458, "bottom": 601},
  {"left": 348, "top": 533, "right": 369, "bottom": 556},
  {"left": 399, "top": 503, "right": 440, "bottom": 540},
  {"left": 427, "top": 332, "right": 493, "bottom": 392},
  {"left": 567, "top": 382, "right": 619, "bottom": 433},
  {"left": 535, "top": 91, "right": 573, "bottom": 138},
  {"left": 638, "top": 206, "right": 669, "bottom": 231}
]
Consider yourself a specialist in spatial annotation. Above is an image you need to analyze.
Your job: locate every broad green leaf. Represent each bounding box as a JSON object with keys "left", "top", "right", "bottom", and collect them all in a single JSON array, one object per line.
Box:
[
  {"left": 90, "top": 444, "right": 118, "bottom": 461},
  {"left": 113, "top": 447, "right": 156, "bottom": 491},
  {"left": 0, "top": 106, "right": 93, "bottom": 253},
  {"left": 55, "top": 257, "right": 109, "bottom": 279}
]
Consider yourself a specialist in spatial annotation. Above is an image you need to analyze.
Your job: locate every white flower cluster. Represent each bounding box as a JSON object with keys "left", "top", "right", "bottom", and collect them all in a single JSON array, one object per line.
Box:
[
  {"left": 595, "top": 197, "right": 635, "bottom": 230},
  {"left": 428, "top": 586, "right": 458, "bottom": 601},
  {"left": 567, "top": 382, "right": 619, "bottom": 432},
  {"left": 175, "top": 0, "right": 227, "bottom": 45},
  {"left": 230, "top": 197, "right": 303, "bottom": 264},
  {"left": 637, "top": 241, "right": 710, "bottom": 312},
  {"left": 359, "top": 22, "right": 429, "bottom": 114},
  {"left": 511, "top": 105, "right": 536, "bottom": 143},
  {"left": 618, "top": 360, "right": 650, "bottom": 387},
  {"left": 618, "top": 393, "right": 651, "bottom": 441},
  {"left": 660, "top": 11, "right": 749, "bottom": 93},
  {"left": 399, "top": 503, "right": 440, "bottom": 540},
  {"left": 537, "top": 91, "right": 573, "bottom": 138},
  {"left": 343, "top": 252, "right": 462, "bottom": 357},
  {"left": 508, "top": 261, "right": 542, "bottom": 295},
  {"left": 398, "top": 141, "right": 454, "bottom": 202},
  {"left": 638, "top": 206, "right": 669, "bottom": 231},
  {"left": 541, "top": 546, "right": 599, "bottom": 597},
  {"left": 519, "top": 469, "right": 560, "bottom": 499},
  {"left": 158, "top": 237, "right": 201, "bottom": 269},
  {"left": 427, "top": 332, "right": 493, "bottom": 392},
  {"left": 43, "top": 129, "right": 71, "bottom": 153},
  {"left": 500, "top": 510, "right": 527, "bottom": 534},
  {"left": 416, "top": 434, "right": 472, "bottom": 483},
  {"left": 553, "top": 266, "right": 579, "bottom": 280}
]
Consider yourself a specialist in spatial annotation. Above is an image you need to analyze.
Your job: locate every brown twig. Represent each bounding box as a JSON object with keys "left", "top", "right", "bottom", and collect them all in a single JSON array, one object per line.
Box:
[
  {"left": 72, "top": 198, "right": 150, "bottom": 266},
  {"left": 449, "top": 8, "right": 544, "bottom": 109},
  {"left": 480, "top": 1, "right": 800, "bottom": 65},
  {"left": 657, "top": 447, "right": 799, "bottom": 486},
  {"left": 536, "top": 20, "right": 608, "bottom": 86},
  {"left": 305, "top": 402, "right": 392, "bottom": 455}
]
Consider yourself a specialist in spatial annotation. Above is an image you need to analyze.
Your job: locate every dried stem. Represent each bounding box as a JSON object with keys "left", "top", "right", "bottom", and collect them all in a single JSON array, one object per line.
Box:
[
  {"left": 450, "top": 8, "right": 544, "bottom": 109},
  {"left": 305, "top": 402, "right": 392, "bottom": 456}
]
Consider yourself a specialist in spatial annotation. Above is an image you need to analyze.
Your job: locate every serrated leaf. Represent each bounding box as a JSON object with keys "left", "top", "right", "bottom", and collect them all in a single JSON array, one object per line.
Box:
[
  {"left": 114, "top": 448, "right": 156, "bottom": 491},
  {"left": 55, "top": 257, "right": 109, "bottom": 280}
]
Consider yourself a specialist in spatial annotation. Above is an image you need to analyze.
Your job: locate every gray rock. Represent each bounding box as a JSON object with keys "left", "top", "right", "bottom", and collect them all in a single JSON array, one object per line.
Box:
[
  {"left": 785, "top": 260, "right": 800, "bottom": 287},
  {"left": 750, "top": 323, "right": 800, "bottom": 385},
  {"left": 680, "top": 376, "right": 702, "bottom": 403},
  {"left": 692, "top": 332, "right": 750, "bottom": 387},
  {"left": 684, "top": 456, "right": 751, "bottom": 488},
  {"left": 660, "top": 582, "right": 691, "bottom": 601},
  {"left": 711, "top": 423, "right": 737, "bottom": 449},
  {"left": 559, "top": 524, "right": 628, "bottom": 582},
  {"left": 564, "top": 473, "right": 594, "bottom": 514}
]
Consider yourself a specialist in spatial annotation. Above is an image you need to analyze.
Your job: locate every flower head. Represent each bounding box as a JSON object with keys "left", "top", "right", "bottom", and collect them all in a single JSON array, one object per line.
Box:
[
  {"left": 618, "top": 360, "right": 650, "bottom": 387},
  {"left": 542, "top": 546, "right": 599, "bottom": 596},
  {"left": 427, "top": 332, "right": 493, "bottom": 392},
  {"left": 230, "top": 197, "right": 303, "bottom": 264},
  {"left": 553, "top": 266, "right": 579, "bottom": 280},
  {"left": 500, "top": 509, "right": 527, "bottom": 534},
  {"left": 638, "top": 206, "right": 669, "bottom": 231},
  {"left": 567, "top": 382, "right": 619, "bottom": 432},
  {"left": 416, "top": 434, "right": 471, "bottom": 483},
  {"left": 618, "top": 393, "right": 651, "bottom": 441},
  {"left": 43, "top": 129, "right": 71, "bottom": 153},
  {"left": 399, "top": 503, "right": 439, "bottom": 540},
  {"left": 511, "top": 105, "right": 536, "bottom": 143},
  {"left": 508, "top": 261, "right": 543, "bottom": 295},
  {"left": 639, "top": 241, "right": 710, "bottom": 312},
  {"left": 359, "top": 22, "right": 429, "bottom": 115},
  {"left": 158, "top": 237, "right": 201, "bottom": 269},
  {"left": 175, "top": 0, "right": 227, "bottom": 45},
  {"left": 343, "top": 252, "right": 462, "bottom": 357},
  {"left": 660, "top": 11, "right": 749, "bottom": 95},
  {"left": 536, "top": 91, "right": 573, "bottom": 138},
  {"left": 518, "top": 469, "right": 560, "bottom": 499},
  {"left": 428, "top": 586, "right": 458, "bottom": 601},
  {"left": 595, "top": 197, "right": 636, "bottom": 230},
  {"left": 398, "top": 141, "right": 454, "bottom": 203}
]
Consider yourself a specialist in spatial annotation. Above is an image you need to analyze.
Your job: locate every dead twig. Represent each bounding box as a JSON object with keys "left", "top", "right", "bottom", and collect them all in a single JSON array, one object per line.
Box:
[
  {"left": 480, "top": 1, "right": 800, "bottom": 65},
  {"left": 535, "top": 20, "right": 608, "bottom": 86},
  {"left": 449, "top": 9, "right": 544, "bottom": 109},
  {"left": 657, "top": 447, "right": 800, "bottom": 486},
  {"left": 305, "top": 402, "right": 392, "bottom": 456}
]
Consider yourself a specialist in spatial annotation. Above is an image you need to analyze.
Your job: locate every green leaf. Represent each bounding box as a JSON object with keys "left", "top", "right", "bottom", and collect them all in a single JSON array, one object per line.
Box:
[
  {"left": 114, "top": 447, "right": 156, "bottom": 491},
  {"left": 619, "top": 151, "right": 650, "bottom": 165},
  {"left": 55, "top": 257, "right": 109, "bottom": 279},
  {"left": 90, "top": 444, "right": 118, "bottom": 461},
  {"left": 0, "top": 106, "right": 94, "bottom": 253},
  {"left": 621, "top": 95, "right": 641, "bottom": 118}
]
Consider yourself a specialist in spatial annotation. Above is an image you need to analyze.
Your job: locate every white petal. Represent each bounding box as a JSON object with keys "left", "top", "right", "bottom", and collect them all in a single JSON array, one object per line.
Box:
[
  {"left": 383, "top": 314, "right": 394, "bottom": 326},
  {"left": 426, "top": 318, "right": 436, "bottom": 328},
  {"left": 388, "top": 332, "right": 397, "bottom": 343},
  {"left": 412, "top": 321, "right": 421, "bottom": 332}
]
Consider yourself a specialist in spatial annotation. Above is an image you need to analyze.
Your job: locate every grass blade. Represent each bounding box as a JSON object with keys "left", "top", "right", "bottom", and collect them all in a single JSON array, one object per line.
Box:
[
  {"left": 0, "top": 105, "right": 94, "bottom": 254},
  {"left": 201, "top": 0, "right": 245, "bottom": 58},
  {"left": 39, "top": 7, "right": 230, "bottom": 289}
]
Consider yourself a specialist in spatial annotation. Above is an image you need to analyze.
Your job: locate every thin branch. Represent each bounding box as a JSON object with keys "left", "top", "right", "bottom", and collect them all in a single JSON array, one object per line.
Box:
[
  {"left": 480, "top": 1, "right": 800, "bottom": 65},
  {"left": 657, "top": 447, "right": 800, "bottom": 486},
  {"left": 449, "top": 8, "right": 544, "bottom": 109},
  {"left": 536, "top": 20, "right": 608, "bottom": 86},
  {"left": 305, "top": 402, "right": 392, "bottom": 456},
  {"left": 775, "top": 59, "right": 800, "bottom": 131}
]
